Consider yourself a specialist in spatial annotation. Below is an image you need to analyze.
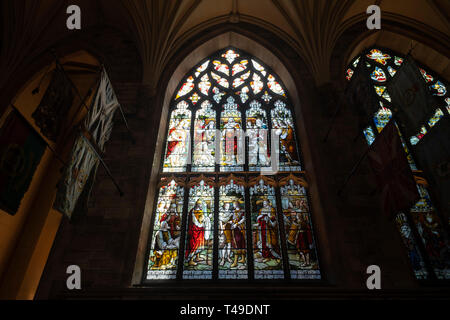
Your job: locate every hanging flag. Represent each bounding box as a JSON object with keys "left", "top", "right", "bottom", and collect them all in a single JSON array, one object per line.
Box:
[
  {"left": 53, "top": 135, "right": 99, "bottom": 218},
  {"left": 367, "top": 120, "right": 420, "bottom": 219},
  {"left": 387, "top": 56, "right": 437, "bottom": 138},
  {"left": 84, "top": 68, "right": 120, "bottom": 152},
  {"left": 345, "top": 58, "right": 380, "bottom": 131},
  {"left": 53, "top": 67, "right": 120, "bottom": 219},
  {"left": 32, "top": 65, "right": 74, "bottom": 142},
  {"left": 0, "top": 111, "right": 46, "bottom": 215},
  {"left": 413, "top": 117, "right": 450, "bottom": 219}
]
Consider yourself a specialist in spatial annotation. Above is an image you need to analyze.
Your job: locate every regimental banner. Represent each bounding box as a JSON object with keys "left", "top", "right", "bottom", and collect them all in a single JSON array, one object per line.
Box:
[
  {"left": 413, "top": 117, "right": 450, "bottom": 219},
  {"left": 53, "top": 68, "right": 120, "bottom": 219},
  {"left": 387, "top": 57, "right": 438, "bottom": 138},
  {"left": 0, "top": 111, "right": 46, "bottom": 215},
  {"left": 345, "top": 58, "right": 379, "bottom": 130},
  {"left": 367, "top": 120, "right": 420, "bottom": 219},
  {"left": 84, "top": 69, "right": 120, "bottom": 152},
  {"left": 53, "top": 135, "right": 99, "bottom": 219},
  {"left": 32, "top": 66, "right": 74, "bottom": 142}
]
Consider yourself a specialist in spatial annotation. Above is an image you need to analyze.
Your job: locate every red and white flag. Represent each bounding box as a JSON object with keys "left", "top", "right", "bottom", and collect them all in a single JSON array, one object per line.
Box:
[{"left": 368, "top": 120, "right": 420, "bottom": 219}]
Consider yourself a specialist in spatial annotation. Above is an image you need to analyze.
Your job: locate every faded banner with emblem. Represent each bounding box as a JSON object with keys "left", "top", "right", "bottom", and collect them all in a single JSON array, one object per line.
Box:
[
  {"left": 53, "top": 68, "right": 120, "bottom": 219},
  {"left": 32, "top": 66, "right": 74, "bottom": 142},
  {"left": 0, "top": 111, "right": 46, "bottom": 215},
  {"left": 387, "top": 57, "right": 437, "bottom": 138}
]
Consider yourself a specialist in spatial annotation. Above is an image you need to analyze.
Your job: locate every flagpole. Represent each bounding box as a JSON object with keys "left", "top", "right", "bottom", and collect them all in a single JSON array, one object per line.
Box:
[
  {"left": 322, "top": 99, "right": 342, "bottom": 142},
  {"left": 80, "top": 130, "right": 125, "bottom": 197},
  {"left": 117, "top": 102, "right": 136, "bottom": 144},
  {"left": 101, "top": 64, "right": 136, "bottom": 144},
  {"left": 337, "top": 143, "right": 371, "bottom": 195}
]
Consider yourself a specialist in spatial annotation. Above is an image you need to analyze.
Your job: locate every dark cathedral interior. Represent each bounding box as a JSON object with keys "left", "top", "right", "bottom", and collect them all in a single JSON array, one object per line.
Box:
[{"left": 0, "top": 0, "right": 449, "bottom": 307}]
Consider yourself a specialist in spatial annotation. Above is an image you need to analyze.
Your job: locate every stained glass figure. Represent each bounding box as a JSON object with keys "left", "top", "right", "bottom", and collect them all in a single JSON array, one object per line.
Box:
[
  {"left": 394, "top": 213, "right": 429, "bottom": 280},
  {"left": 246, "top": 101, "right": 270, "bottom": 170},
  {"left": 192, "top": 101, "right": 216, "bottom": 172},
  {"left": 366, "top": 49, "right": 391, "bottom": 65},
  {"left": 409, "top": 184, "right": 450, "bottom": 280},
  {"left": 163, "top": 101, "right": 191, "bottom": 172},
  {"left": 250, "top": 179, "right": 284, "bottom": 279},
  {"left": 183, "top": 179, "right": 215, "bottom": 279},
  {"left": 147, "top": 180, "right": 184, "bottom": 279},
  {"left": 220, "top": 97, "right": 244, "bottom": 171},
  {"left": 371, "top": 67, "right": 387, "bottom": 82},
  {"left": 272, "top": 101, "right": 301, "bottom": 171},
  {"left": 280, "top": 179, "right": 321, "bottom": 279},
  {"left": 218, "top": 179, "right": 247, "bottom": 279}
]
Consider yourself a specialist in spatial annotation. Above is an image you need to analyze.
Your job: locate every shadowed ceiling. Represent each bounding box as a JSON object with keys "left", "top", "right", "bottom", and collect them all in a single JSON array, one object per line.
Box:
[{"left": 1, "top": 0, "right": 449, "bottom": 96}]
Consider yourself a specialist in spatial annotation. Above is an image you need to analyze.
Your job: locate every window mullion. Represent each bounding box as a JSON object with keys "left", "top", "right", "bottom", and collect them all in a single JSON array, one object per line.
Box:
[
  {"left": 213, "top": 181, "right": 219, "bottom": 280},
  {"left": 244, "top": 182, "right": 254, "bottom": 280},
  {"left": 177, "top": 183, "right": 190, "bottom": 280},
  {"left": 275, "top": 182, "right": 291, "bottom": 280}
]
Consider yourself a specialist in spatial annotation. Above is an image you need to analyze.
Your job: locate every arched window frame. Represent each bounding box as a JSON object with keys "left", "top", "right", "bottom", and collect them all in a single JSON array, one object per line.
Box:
[
  {"left": 346, "top": 46, "right": 450, "bottom": 282},
  {"left": 143, "top": 47, "right": 322, "bottom": 282}
]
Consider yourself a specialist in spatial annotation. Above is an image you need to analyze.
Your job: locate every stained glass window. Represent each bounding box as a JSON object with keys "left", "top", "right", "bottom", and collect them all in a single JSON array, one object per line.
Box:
[
  {"left": 347, "top": 47, "right": 450, "bottom": 281},
  {"left": 146, "top": 47, "right": 321, "bottom": 282}
]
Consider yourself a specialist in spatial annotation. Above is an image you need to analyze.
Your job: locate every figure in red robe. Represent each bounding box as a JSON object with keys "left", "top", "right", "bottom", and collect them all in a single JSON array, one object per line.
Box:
[{"left": 185, "top": 200, "right": 205, "bottom": 266}]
